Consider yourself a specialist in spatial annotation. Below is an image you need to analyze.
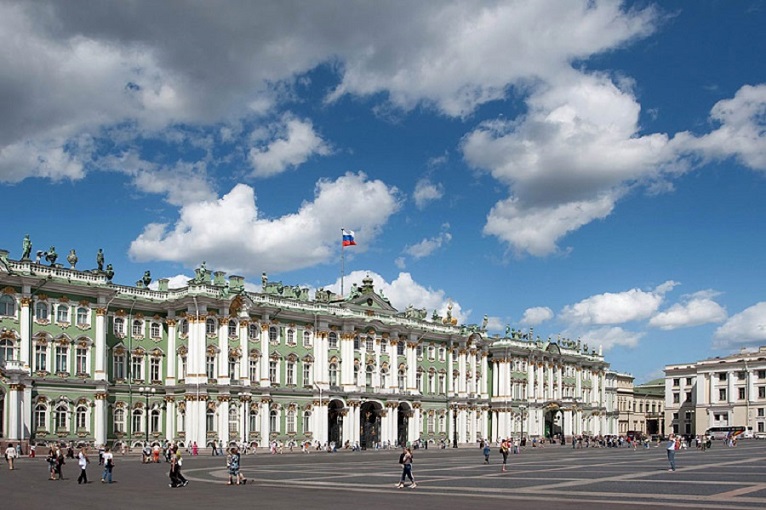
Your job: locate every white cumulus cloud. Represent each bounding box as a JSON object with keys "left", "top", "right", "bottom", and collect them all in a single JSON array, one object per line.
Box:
[
  {"left": 248, "top": 114, "right": 331, "bottom": 178},
  {"left": 128, "top": 172, "right": 401, "bottom": 274},
  {"left": 521, "top": 306, "right": 554, "bottom": 326},
  {"left": 560, "top": 281, "right": 677, "bottom": 326},
  {"left": 713, "top": 302, "right": 766, "bottom": 349},
  {"left": 649, "top": 290, "right": 727, "bottom": 330}
]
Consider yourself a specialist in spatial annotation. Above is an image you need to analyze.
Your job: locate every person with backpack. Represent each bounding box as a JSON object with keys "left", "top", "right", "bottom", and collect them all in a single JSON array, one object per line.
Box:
[{"left": 396, "top": 447, "right": 416, "bottom": 489}]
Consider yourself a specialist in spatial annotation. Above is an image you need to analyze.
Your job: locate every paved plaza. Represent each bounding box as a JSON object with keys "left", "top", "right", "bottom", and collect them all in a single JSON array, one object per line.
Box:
[{"left": 1, "top": 441, "right": 765, "bottom": 509}]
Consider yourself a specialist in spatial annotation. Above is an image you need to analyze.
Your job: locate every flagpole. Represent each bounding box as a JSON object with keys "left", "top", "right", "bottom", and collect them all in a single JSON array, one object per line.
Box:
[{"left": 340, "top": 228, "right": 345, "bottom": 297}]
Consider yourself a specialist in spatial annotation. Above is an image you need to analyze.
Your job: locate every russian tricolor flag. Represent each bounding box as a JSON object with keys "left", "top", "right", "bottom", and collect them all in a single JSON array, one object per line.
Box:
[{"left": 342, "top": 229, "right": 357, "bottom": 247}]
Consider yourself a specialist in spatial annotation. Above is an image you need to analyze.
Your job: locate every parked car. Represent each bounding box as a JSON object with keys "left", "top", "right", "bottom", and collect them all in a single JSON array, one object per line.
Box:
[{"left": 754, "top": 432, "right": 766, "bottom": 440}]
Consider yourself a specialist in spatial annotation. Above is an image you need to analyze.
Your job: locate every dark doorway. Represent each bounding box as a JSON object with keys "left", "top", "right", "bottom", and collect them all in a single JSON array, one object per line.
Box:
[
  {"left": 397, "top": 404, "right": 410, "bottom": 446},
  {"left": 328, "top": 400, "right": 344, "bottom": 446},
  {"left": 360, "top": 401, "right": 381, "bottom": 449},
  {"left": 544, "top": 408, "right": 562, "bottom": 438}
]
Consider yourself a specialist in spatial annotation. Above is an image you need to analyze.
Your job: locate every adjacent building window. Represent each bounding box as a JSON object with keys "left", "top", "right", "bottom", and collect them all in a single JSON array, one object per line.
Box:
[
  {"left": 34, "top": 404, "right": 47, "bottom": 430},
  {"left": 206, "top": 354, "right": 216, "bottom": 379},
  {"left": 249, "top": 357, "right": 259, "bottom": 383},
  {"left": 328, "top": 332, "right": 338, "bottom": 349},
  {"left": 759, "top": 386, "right": 766, "bottom": 399},
  {"left": 132, "top": 355, "right": 143, "bottom": 381},
  {"left": 286, "top": 362, "right": 295, "bottom": 385},
  {"left": 303, "top": 363, "right": 312, "bottom": 386},
  {"left": 739, "top": 387, "right": 746, "bottom": 400},
  {"left": 718, "top": 372, "right": 727, "bottom": 381},
  {"left": 269, "top": 360, "right": 277, "bottom": 384},
  {"left": 672, "top": 392, "right": 680, "bottom": 404},
  {"left": 719, "top": 388, "right": 727, "bottom": 401}
]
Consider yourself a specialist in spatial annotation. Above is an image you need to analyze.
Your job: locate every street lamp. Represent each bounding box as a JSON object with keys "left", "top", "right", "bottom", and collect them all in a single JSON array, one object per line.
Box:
[
  {"left": 452, "top": 403, "right": 458, "bottom": 448},
  {"left": 138, "top": 386, "right": 156, "bottom": 442}
]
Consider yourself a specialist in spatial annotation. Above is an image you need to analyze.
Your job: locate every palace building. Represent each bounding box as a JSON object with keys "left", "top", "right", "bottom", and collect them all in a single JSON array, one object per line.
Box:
[{"left": 0, "top": 247, "right": 619, "bottom": 451}]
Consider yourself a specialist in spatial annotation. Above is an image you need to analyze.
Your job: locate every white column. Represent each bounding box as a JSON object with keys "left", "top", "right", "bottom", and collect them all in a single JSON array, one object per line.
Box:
[
  {"left": 238, "top": 319, "right": 248, "bottom": 386},
  {"left": 260, "top": 324, "right": 270, "bottom": 388},
  {"left": 94, "top": 392, "right": 107, "bottom": 445},
  {"left": 406, "top": 339, "right": 417, "bottom": 392},
  {"left": 469, "top": 350, "right": 477, "bottom": 395},
  {"left": 94, "top": 308, "right": 107, "bottom": 381},
  {"left": 341, "top": 333, "right": 354, "bottom": 388},
  {"left": 480, "top": 353, "right": 489, "bottom": 397},
  {"left": 557, "top": 366, "right": 563, "bottom": 400},
  {"left": 576, "top": 367, "right": 582, "bottom": 398},
  {"left": 260, "top": 400, "right": 270, "bottom": 444},
  {"left": 447, "top": 346, "right": 455, "bottom": 395},
  {"left": 19, "top": 298, "right": 31, "bottom": 371},
  {"left": 527, "top": 361, "right": 535, "bottom": 400},
  {"left": 218, "top": 321, "right": 229, "bottom": 384},
  {"left": 458, "top": 349, "right": 467, "bottom": 395},
  {"left": 166, "top": 398, "right": 176, "bottom": 442},
  {"left": 166, "top": 318, "right": 177, "bottom": 385},
  {"left": 411, "top": 405, "right": 421, "bottom": 441},
  {"left": 537, "top": 363, "right": 544, "bottom": 399},
  {"left": 547, "top": 364, "right": 553, "bottom": 400},
  {"left": 219, "top": 398, "right": 230, "bottom": 444}
]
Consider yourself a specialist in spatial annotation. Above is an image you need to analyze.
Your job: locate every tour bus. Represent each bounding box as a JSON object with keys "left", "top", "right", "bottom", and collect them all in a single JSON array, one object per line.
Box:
[{"left": 705, "top": 426, "right": 751, "bottom": 440}]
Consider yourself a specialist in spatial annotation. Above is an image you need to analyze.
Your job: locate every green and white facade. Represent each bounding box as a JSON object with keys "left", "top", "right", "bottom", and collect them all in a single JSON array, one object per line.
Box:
[{"left": 0, "top": 249, "right": 618, "bottom": 450}]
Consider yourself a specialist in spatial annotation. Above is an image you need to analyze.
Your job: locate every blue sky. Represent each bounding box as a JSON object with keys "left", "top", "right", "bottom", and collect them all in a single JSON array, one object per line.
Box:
[{"left": 1, "top": 1, "right": 765, "bottom": 383}]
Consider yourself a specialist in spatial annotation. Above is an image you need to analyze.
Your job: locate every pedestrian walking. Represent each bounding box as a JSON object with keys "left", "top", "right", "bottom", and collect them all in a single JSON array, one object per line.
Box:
[
  {"left": 55, "top": 447, "right": 66, "bottom": 480},
  {"left": 5, "top": 443, "right": 18, "bottom": 470},
  {"left": 102, "top": 447, "right": 114, "bottom": 483},
  {"left": 226, "top": 447, "right": 246, "bottom": 485},
  {"left": 396, "top": 447, "right": 416, "bottom": 489},
  {"left": 500, "top": 438, "right": 510, "bottom": 472},
  {"left": 482, "top": 442, "right": 490, "bottom": 464},
  {"left": 666, "top": 434, "right": 677, "bottom": 472},
  {"left": 168, "top": 452, "right": 182, "bottom": 488},
  {"left": 77, "top": 447, "right": 90, "bottom": 484},
  {"left": 174, "top": 447, "right": 189, "bottom": 487}
]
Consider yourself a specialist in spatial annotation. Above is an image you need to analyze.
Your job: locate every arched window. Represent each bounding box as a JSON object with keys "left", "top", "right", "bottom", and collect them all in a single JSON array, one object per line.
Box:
[
  {"left": 329, "top": 363, "right": 338, "bottom": 387},
  {"left": 302, "top": 410, "right": 311, "bottom": 433},
  {"left": 249, "top": 409, "right": 258, "bottom": 434},
  {"left": 248, "top": 323, "right": 259, "bottom": 340},
  {"left": 269, "top": 409, "right": 278, "bottom": 434},
  {"left": 398, "top": 369, "right": 406, "bottom": 391},
  {"left": 150, "top": 322, "right": 161, "bottom": 338},
  {"left": 55, "top": 403, "right": 69, "bottom": 431},
  {"left": 114, "top": 408, "right": 125, "bottom": 433},
  {"left": 353, "top": 364, "right": 359, "bottom": 385},
  {"left": 365, "top": 336, "right": 374, "bottom": 351},
  {"left": 353, "top": 335, "right": 360, "bottom": 350},
  {"left": 75, "top": 405, "right": 88, "bottom": 430},
  {"left": 269, "top": 326, "right": 278, "bottom": 344},
  {"left": 286, "top": 329, "right": 295, "bottom": 345},
  {"left": 286, "top": 409, "right": 296, "bottom": 434},
  {"left": 229, "top": 406, "right": 239, "bottom": 435},
  {"left": 380, "top": 369, "right": 388, "bottom": 389},
  {"left": 228, "top": 320, "right": 238, "bottom": 338},
  {"left": 179, "top": 319, "right": 189, "bottom": 336},
  {"left": 0, "top": 339, "right": 16, "bottom": 361},
  {"left": 56, "top": 304, "right": 69, "bottom": 323},
  {"left": 151, "top": 409, "right": 161, "bottom": 433},
  {"left": 34, "top": 404, "right": 48, "bottom": 430},
  {"left": 303, "top": 331, "right": 311, "bottom": 347},
  {"left": 76, "top": 307, "right": 89, "bottom": 326},
  {"left": 206, "top": 318, "right": 217, "bottom": 335},
  {"left": 35, "top": 302, "right": 48, "bottom": 321},
  {"left": 75, "top": 345, "right": 88, "bottom": 374},
  {"left": 206, "top": 408, "right": 216, "bottom": 433},
  {"left": 132, "top": 408, "right": 143, "bottom": 434},
  {"left": 328, "top": 332, "right": 338, "bottom": 349},
  {"left": 132, "top": 319, "right": 143, "bottom": 336},
  {"left": 0, "top": 295, "right": 16, "bottom": 317},
  {"left": 114, "top": 317, "right": 125, "bottom": 335},
  {"left": 366, "top": 365, "right": 374, "bottom": 387}
]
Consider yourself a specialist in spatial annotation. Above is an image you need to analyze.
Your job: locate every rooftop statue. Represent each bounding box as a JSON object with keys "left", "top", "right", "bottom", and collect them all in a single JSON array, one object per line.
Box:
[
  {"left": 45, "top": 246, "right": 58, "bottom": 266},
  {"left": 105, "top": 264, "right": 114, "bottom": 282},
  {"left": 21, "top": 234, "right": 32, "bottom": 260},
  {"left": 142, "top": 270, "right": 152, "bottom": 287},
  {"left": 96, "top": 248, "right": 104, "bottom": 271},
  {"left": 199, "top": 260, "right": 208, "bottom": 280},
  {"left": 261, "top": 272, "right": 268, "bottom": 288},
  {"left": 67, "top": 249, "right": 78, "bottom": 269}
]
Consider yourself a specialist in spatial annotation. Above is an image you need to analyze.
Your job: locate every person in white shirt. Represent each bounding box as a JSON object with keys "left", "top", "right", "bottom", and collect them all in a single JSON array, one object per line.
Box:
[
  {"left": 5, "top": 443, "right": 18, "bottom": 470},
  {"left": 666, "top": 434, "right": 677, "bottom": 472},
  {"left": 77, "top": 447, "right": 90, "bottom": 484}
]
